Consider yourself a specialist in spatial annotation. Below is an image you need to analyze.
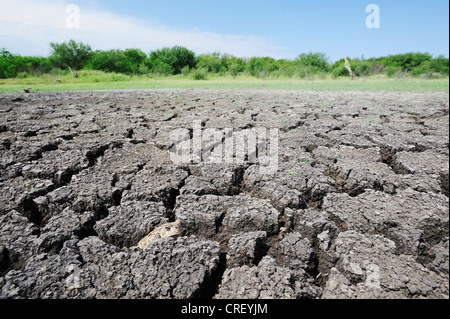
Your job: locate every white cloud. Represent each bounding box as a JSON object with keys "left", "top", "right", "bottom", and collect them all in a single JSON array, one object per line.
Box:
[{"left": 0, "top": 0, "right": 286, "bottom": 57}]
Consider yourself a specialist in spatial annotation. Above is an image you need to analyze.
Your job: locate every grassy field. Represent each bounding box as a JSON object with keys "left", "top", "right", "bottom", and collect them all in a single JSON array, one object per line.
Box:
[{"left": 0, "top": 71, "right": 448, "bottom": 92}]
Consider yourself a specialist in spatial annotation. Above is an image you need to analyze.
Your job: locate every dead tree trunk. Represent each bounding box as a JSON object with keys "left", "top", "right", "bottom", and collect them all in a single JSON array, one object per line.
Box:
[
  {"left": 345, "top": 55, "right": 364, "bottom": 80},
  {"left": 345, "top": 57, "right": 355, "bottom": 79},
  {"left": 68, "top": 67, "right": 79, "bottom": 78}
]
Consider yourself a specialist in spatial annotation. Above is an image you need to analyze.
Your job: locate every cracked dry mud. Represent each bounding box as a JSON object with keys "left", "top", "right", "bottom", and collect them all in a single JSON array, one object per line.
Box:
[{"left": 0, "top": 89, "right": 448, "bottom": 299}]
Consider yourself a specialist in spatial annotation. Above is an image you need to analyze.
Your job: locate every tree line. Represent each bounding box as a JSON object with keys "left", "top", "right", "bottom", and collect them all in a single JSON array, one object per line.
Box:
[{"left": 1, "top": 40, "right": 448, "bottom": 79}]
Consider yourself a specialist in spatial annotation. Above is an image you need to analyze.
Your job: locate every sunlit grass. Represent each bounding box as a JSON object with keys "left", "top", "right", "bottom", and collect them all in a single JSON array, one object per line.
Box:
[{"left": 0, "top": 71, "right": 448, "bottom": 92}]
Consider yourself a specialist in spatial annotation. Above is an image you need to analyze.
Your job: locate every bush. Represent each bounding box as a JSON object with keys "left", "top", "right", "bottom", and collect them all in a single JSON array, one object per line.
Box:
[
  {"left": 196, "top": 53, "right": 245, "bottom": 76},
  {"left": 430, "top": 56, "right": 449, "bottom": 75},
  {"left": 369, "top": 62, "right": 385, "bottom": 74},
  {"left": 228, "top": 61, "right": 244, "bottom": 77},
  {"left": 1, "top": 44, "right": 448, "bottom": 81},
  {"left": 89, "top": 50, "right": 126, "bottom": 74},
  {"left": 386, "top": 65, "right": 402, "bottom": 78},
  {"left": 192, "top": 68, "right": 208, "bottom": 80},
  {"left": 378, "top": 52, "right": 432, "bottom": 72},
  {"left": 138, "top": 63, "right": 150, "bottom": 75},
  {"left": 245, "top": 57, "right": 278, "bottom": 77},
  {"left": 410, "top": 56, "right": 449, "bottom": 77},
  {"left": 16, "top": 72, "right": 31, "bottom": 79},
  {"left": 331, "top": 58, "right": 383, "bottom": 78},
  {"left": 196, "top": 53, "right": 222, "bottom": 73},
  {"left": 0, "top": 49, "right": 53, "bottom": 78},
  {"left": 17, "top": 56, "right": 52, "bottom": 75},
  {"left": 295, "top": 65, "right": 315, "bottom": 79},
  {"left": 148, "top": 46, "right": 196, "bottom": 75},
  {"left": 0, "top": 49, "right": 19, "bottom": 78},
  {"left": 355, "top": 61, "right": 371, "bottom": 77},
  {"left": 296, "top": 52, "right": 329, "bottom": 73},
  {"left": 152, "top": 61, "right": 174, "bottom": 76},
  {"left": 226, "top": 56, "right": 245, "bottom": 74},
  {"left": 181, "top": 66, "right": 191, "bottom": 77},
  {"left": 276, "top": 59, "right": 297, "bottom": 77},
  {"left": 330, "top": 59, "right": 351, "bottom": 78},
  {"left": 49, "top": 68, "right": 69, "bottom": 76}
]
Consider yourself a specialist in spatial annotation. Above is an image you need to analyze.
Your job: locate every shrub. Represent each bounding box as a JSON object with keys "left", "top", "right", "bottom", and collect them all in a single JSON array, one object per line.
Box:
[
  {"left": 246, "top": 57, "right": 278, "bottom": 77},
  {"left": 296, "top": 52, "right": 330, "bottom": 73},
  {"left": 152, "top": 61, "right": 174, "bottom": 76},
  {"left": 228, "top": 61, "right": 243, "bottom": 77},
  {"left": 330, "top": 58, "right": 374, "bottom": 78},
  {"left": 88, "top": 50, "right": 133, "bottom": 74},
  {"left": 192, "top": 68, "right": 208, "bottom": 80},
  {"left": 430, "top": 56, "right": 449, "bottom": 75},
  {"left": 355, "top": 61, "right": 371, "bottom": 77},
  {"left": 148, "top": 46, "right": 196, "bottom": 75},
  {"left": 369, "top": 62, "right": 385, "bottom": 74},
  {"left": 226, "top": 56, "right": 245, "bottom": 73},
  {"left": 331, "top": 66, "right": 348, "bottom": 78},
  {"left": 330, "top": 59, "right": 350, "bottom": 78},
  {"left": 0, "top": 49, "right": 19, "bottom": 78},
  {"left": 88, "top": 49, "right": 151, "bottom": 75},
  {"left": 295, "top": 65, "right": 316, "bottom": 79},
  {"left": 386, "top": 65, "right": 402, "bottom": 78},
  {"left": 276, "top": 59, "right": 297, "bottom": 77},
  {"left": 16, "top": 72, "right": 31, "bottom": 79},
  {"left": 138, "top": 63, "right": 150, "bottom": 75},
  {"left": 1, "top": 44, "right": 448, "bottom": 81},
  {"left": 87, "top": 49, "right": 150, "bottom": 75},
  {"left": 410, "top": 56, "right": 449, "bottom": 77},
  {"left": 0, "top": 50, "right": 53, "bottom": 78},
  {"left": 379, "top": 52, "right": 432, "bottom": 72},
  {"left": 181, "top": 66, "right": 191, "bottom": 77},
  {"left": 196, "top": 53, "right": 222, "bottom": 73},
  {"left": 49, "top": 68, "right": 69, "bottom": 76}
]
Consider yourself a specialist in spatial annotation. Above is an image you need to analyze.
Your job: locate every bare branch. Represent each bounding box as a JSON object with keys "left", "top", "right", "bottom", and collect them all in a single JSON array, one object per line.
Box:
[{"left": 354, "top": 54, "right": 365, "bottom": 75}]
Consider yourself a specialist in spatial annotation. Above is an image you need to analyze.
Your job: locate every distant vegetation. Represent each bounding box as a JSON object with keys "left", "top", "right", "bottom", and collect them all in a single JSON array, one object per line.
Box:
[{"left": 1, "top": 40, "right": 448, "bottom": 80}]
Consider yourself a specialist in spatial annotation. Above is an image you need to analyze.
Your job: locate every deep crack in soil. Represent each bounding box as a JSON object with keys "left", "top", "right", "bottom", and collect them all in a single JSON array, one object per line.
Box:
[{"left": 0, "top": 89, "right": 448, "bottom": 299}]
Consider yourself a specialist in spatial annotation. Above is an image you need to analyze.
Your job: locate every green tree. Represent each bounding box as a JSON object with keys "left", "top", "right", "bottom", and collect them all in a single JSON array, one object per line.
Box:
[
  {"left": 49, "top": 40, "right": 92, "bottom": 70},
  {"left": 123, "top": 48, "right": 148, "bottom": 73},
  {"left": 0, "top": 49, "right": 18, "bottom": 78}
]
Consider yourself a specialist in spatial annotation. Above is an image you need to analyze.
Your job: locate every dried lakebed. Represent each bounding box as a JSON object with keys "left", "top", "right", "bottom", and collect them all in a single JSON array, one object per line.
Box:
[{"left": 0, "top": 89, "right": 448, "bottom": 299}]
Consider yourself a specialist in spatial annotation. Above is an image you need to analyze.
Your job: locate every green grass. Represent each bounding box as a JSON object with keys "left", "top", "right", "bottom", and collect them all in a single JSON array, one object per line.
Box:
[{"left": 0, "top": 70, "right": 448, "bottom": 92}]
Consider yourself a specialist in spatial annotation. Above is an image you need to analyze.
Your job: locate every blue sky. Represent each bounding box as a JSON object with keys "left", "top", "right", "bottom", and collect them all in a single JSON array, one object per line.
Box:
[{"left": 1, "top": 0, "right": 448, "bottom": 62}]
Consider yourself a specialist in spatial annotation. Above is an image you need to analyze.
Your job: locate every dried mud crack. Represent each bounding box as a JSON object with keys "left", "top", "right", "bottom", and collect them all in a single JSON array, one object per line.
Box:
[{"left": 0, "top": 89, "right": 448, "bottom": 299}]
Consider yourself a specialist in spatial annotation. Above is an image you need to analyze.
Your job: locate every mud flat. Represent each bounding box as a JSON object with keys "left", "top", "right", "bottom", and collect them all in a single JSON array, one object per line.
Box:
[{"left": 0, "top": 89, "right": 448, "bottom": 299}]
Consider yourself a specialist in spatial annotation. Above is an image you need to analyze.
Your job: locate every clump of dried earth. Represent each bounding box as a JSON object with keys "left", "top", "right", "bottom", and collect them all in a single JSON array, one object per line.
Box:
[{"left": 0, "top": 89, "right": 448, "bottom": 299}]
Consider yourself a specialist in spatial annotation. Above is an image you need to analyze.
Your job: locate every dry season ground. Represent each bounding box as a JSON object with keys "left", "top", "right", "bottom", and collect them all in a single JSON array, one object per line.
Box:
[{"left": 0, "top": 88, "right": 448, "bottom": 299}]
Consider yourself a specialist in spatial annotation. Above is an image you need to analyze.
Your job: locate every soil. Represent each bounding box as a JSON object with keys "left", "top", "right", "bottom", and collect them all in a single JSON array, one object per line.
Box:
[{"left": 0, "top": 89, "right": 448, "bottom": 299}]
